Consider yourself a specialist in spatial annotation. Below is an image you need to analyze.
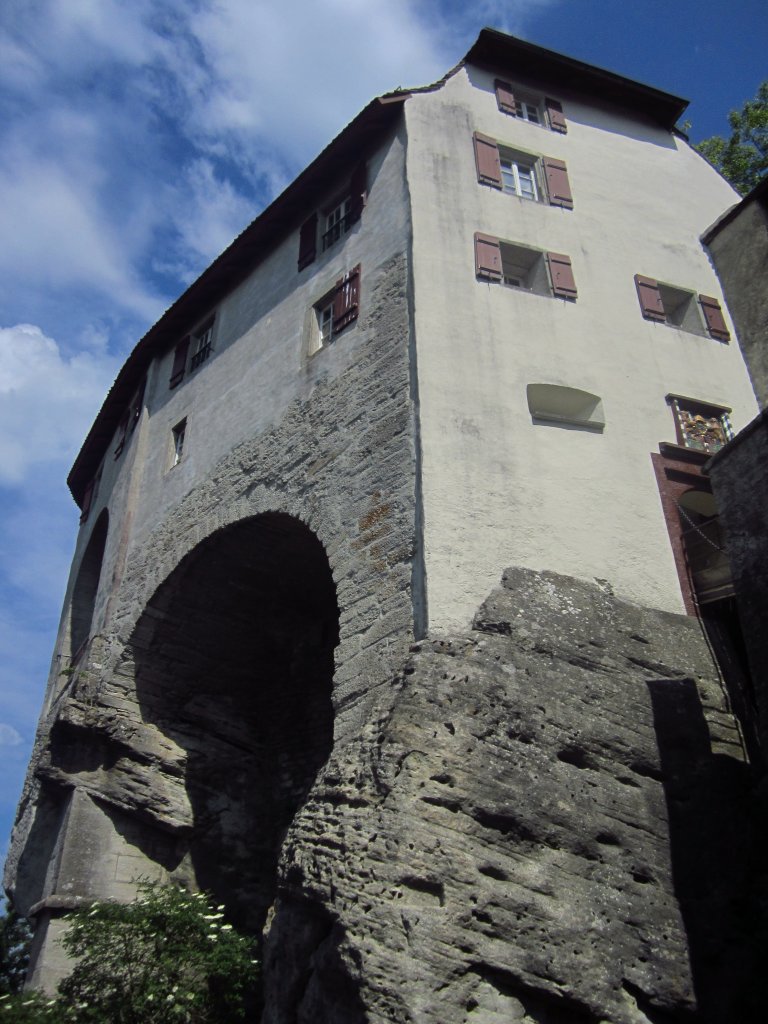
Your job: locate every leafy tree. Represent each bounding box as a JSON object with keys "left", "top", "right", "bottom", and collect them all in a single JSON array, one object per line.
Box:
[
  {"left": 0, "top": 898, "right": 32, "bottom": 995},
  {"left": 695, "top": 81, "right": 768, "bottom": 195},
  {"left": 56, "top": 882, "right": 257, "bottom": 1024}
]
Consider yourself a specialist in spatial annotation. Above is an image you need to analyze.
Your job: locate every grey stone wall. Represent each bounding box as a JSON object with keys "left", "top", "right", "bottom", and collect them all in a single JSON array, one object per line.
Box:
[
  {"left": 5, "top": 249, "right": 421, "bottom": 987},
  {"left": 705, "top": 196, "right": 768, "bottom": 407},
  {"left": 261, "top": 568, "right": 760, "bottom": 1024},
  {"left": 708, "top": 410, "right": 768, "bottom": 761}
]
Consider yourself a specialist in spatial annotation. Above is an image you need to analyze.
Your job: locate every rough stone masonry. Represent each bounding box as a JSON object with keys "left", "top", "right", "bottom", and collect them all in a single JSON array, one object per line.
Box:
[{"left": 260, "top": 568, "right": 764, "bottom": 1024}]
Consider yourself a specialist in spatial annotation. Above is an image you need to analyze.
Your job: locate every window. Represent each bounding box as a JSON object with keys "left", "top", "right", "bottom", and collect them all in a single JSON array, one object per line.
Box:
[
  {"left": 171, "top": 419, "right": 186, "bottom": 467},
  {"left": 190, "top": 318, "right": 214, "bottom": 371},
  {"left": 475, "top": 233, "right": 577, "bottom": 300},
  {"left": 527, "top": 384, "right": 605, "bottom": 430},
  {"left": 667, "top": 395, "right": 733, "bottom": 455},
  {"left": 472, "top": 133, "right": 573, "bottom": 208},
  {"left": 500, "top": 154, "right": 538, "bottom": 200},
  {"left": 494, "top": 80, "right": 568, "bottom": 133},
  {"left": 322, "top": 197, "right": 352, "bottom": 251},
  {"left": 297, "top": 162, "right": 367, "bottom": 270},
  {"left": 312, "top": 264, "right": 361, "bottom": 353},
  {"left": 634, "top": 275, "right": 730, "bottom": 340},
  {"left": 114, "top": 379, "right": 146, "bottom": 458}
]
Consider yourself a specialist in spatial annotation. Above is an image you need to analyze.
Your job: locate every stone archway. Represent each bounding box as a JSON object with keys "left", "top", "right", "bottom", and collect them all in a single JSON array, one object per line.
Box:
[{"left": 131, "top": 512, "right": 339, "bottom": 931}]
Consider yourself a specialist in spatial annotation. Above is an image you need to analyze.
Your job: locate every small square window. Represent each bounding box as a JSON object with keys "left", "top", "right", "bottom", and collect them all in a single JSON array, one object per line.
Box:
[
  {"left": 500, "top": 242, "right": 549, "bottom": 295},
  {"left": 171, "top": 419, "right": 186, "bottom": 468},
  {"left": 668, "top": 396, "right": 733, "bottom": 455}
]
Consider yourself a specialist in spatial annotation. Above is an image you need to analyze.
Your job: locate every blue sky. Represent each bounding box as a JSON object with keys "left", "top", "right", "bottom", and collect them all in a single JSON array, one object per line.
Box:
[{"left": 0, "top": 0, "right": 765, "bottom": 867}]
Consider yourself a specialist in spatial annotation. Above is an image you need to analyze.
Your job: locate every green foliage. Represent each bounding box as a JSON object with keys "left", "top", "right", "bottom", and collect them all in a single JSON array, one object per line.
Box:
[
  {"left": 695, "top": 81, "right": 768, "bottom": 195},
  {"left": 0, "top": 899, "right": 32, "bottom": 996},
  {"left": 56, "top": 882, "right": 257, "bottom": 1024},
  {"left": 0, "top": 991, "right": 65, "bottom": 1021}
]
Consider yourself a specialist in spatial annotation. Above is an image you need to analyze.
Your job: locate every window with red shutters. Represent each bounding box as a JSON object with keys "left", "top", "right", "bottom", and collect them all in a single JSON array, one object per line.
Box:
[
  {"left": 301, "top": 163, "right": 367, "bottom": 268},
  {"left": 475, "top": 235, "right": 576, "bottom": 300},
  {"left": 312, "top": 265, "right": 362, "bottom": 353},
  {"left": 634, "top": 275, "right": 723, "bottom": 338},
  {"left": 472, "top": 133, "right": 573, "bottom": 208},
  {"left": 169, "top": 336, "right": 190, "bottom": 389}
]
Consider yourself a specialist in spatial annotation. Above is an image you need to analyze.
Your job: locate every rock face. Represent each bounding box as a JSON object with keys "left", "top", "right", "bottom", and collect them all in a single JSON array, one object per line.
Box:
[{"left": 261, "top": 568, "right": 760, "bottom": 1024}]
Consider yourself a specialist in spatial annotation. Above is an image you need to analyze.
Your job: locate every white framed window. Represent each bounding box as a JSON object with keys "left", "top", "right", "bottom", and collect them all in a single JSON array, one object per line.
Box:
[
  {"left": 322, "top": 197, "right": 352, "bottom": 251},
  {"left": 317, "top": 299, "right": 335, "bottom": 349},
  {"left": 171, "top": 419, "right": 186, "bottom": 468},
  {"left": 516, "top": 100, "right": 541, "bottom": 124},
  {"left": 500, "top": 155, "right": 538, "bottom": 201}
]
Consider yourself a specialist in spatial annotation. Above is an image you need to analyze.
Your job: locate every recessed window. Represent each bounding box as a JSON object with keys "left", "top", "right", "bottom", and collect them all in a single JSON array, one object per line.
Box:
[
  {"left": 190, "top": 318, "right": 214, "bottom": 371},
  {"left": 668, "top": 396, "right": 733, "bottom": 455},
  {"left": 475, "top": 234, "right": 577, "bottom": 300},
  {"left": 311, "top": 265, "right": 362, "bottom": 355},
  {"left": 298, "top": 163, "right": 367, "bottom": 270},
  {"left": 527, "top": 384, "right": 605, "bottom": 430},
  {"left": 500, "top": 153, "right": 538, "bottom": 200},
  {"left": 634, "top": 276, "right": 730, "bottom": 340},
  {"left": 322, "top": 197, "right": 352, "bottom": 251},
  {"left": 494, "top": 81, "right": 567, "bottom": 133},
  {"left": 472, "top": 133, "right": 573, "bottom": 208},
  {"left": 171, "top": 419, "right": 186, "bottom": 468}
]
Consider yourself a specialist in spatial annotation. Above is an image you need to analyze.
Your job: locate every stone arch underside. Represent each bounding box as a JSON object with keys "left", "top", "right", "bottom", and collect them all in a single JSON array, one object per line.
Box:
[{"left": 130, "top": 512, "right": 339, "bottom": 932}]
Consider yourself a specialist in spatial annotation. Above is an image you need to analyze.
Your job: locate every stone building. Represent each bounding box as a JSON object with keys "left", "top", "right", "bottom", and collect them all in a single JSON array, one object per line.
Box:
[{"left": 6, "top": 30, "right": 765, "bottom": 1023}]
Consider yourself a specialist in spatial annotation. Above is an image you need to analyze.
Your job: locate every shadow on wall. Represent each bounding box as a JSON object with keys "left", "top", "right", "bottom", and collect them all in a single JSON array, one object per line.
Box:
[
  {"left": 647, "top": 678, "right": 767, "bottom": 1021},
  {"left": 130, "top": 513, "right": 340, "bottom": 934}
]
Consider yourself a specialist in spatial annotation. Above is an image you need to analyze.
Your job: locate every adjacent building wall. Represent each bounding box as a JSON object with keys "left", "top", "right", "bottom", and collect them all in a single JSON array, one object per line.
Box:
[
  {"left": 406, "top": 65, "right": 758, "bottom": 632},
  {"left": 703, "top": 180, "right": 768, "bottom": 407}
]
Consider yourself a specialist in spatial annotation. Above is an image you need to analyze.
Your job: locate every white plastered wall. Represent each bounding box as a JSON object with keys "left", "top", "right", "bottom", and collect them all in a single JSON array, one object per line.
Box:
[{"left": 406, "top": 67, "right": 758, "bottom": 632}]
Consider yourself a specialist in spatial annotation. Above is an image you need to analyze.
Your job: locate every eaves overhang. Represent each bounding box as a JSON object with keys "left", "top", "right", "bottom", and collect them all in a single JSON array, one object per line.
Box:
[
  {"left": 67, "top": 93, "right": 408, "bottom": 505},
  {"left": 464, "top": 29, "right": 688, "bottom": 131}
]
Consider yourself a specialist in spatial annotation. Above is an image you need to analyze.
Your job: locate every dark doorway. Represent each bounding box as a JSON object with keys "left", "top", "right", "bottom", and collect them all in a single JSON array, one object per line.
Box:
[{"left": 132, "top": 513, "right": 339, "bottom": 932}]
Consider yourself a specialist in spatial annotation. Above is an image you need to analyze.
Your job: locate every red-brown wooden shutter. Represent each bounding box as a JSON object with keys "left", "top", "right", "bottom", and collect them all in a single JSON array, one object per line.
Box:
[
  {"left": 634, "top": 275, "right": 666, "bottom": 322},
  {"left": 473, "top": 132, "right": 502, "bottom": 189},
  {"left": 169, "top": 336, "right": 190, "bottom": 388},
  {"left": 546, "top": 252, "right": 577, "bottom": 299},
  {"left": 474, "top": 233, "right": 502, "bottom": 281},
  {"left": 495, "top": 79, "right": 516, "bottom": 115},
  {"left": 542, "top": 157, "right": 573, "bottom": 209},
  {"left": 333, "top": 264, "right": 361, "bottom": 332},
  {"left": 699, "top": 294, "right": 730, "bottom": 341},
  {"left": 545, "top": 98, "right": 567, "bottom": 133},
  {"left": 80, "top": 479, "right": 94, "bottom": 523},
  {"left": 348, "top": 162, "right": 367, "bottom": 224},
  {"left": 298, "top": 213, "right": 318, "bottom": 270},
  {"left": 114, "top": 409, "right": 130, "bottom": 457}
]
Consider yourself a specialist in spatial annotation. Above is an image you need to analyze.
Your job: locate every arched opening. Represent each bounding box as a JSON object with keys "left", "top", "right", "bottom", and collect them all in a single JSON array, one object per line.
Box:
[
  {"left": 70, "top": 510, "right": 109, "bottom": 661},
  {"left": 132, "top": 513, "right": 339, "bottom": 932}
]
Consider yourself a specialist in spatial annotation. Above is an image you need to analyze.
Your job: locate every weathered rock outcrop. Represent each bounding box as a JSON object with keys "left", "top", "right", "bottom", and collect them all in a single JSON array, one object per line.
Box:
[{"left": 262, "top": 568, "right": 762, "bottom": 1024}]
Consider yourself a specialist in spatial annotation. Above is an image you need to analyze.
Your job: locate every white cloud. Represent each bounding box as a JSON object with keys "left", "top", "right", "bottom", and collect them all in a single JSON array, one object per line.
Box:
[
  {"left": 0, "top": 725, "right": 23, "bottom": 748},
  {"left": 0, "top": 324, "right": 120, "bottom": 485}
]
